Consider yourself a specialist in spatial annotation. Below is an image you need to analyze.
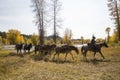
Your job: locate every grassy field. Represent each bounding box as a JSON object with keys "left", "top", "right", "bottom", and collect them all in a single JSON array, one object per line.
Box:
[{"left": 0, "top": 46, "right": 120, "bottom": 80}]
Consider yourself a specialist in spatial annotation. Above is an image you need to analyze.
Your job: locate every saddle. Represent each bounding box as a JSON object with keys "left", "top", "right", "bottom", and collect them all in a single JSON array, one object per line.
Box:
[{"left": 87, "top": 43, "right": 97, "bottom": 51}]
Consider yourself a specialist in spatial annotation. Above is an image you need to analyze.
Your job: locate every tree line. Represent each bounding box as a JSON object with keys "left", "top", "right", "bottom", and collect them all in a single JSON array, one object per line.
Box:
[
  {"left": 0, "top": 28, "right": 118, "bottom": 46},
  {"left": 0, "top": 29, "right": 74, "bottom": 45}
]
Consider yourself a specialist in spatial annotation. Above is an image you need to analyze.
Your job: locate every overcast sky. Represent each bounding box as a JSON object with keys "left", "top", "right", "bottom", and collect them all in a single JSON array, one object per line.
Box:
[{"left": 0, "top": 0, "right": 114, "bottom": 39}]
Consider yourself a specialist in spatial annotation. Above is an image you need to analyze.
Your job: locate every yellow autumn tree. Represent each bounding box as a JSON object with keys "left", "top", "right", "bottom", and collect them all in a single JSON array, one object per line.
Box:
[
  {"left": 7, "top": 29, "right": 21, "bottom": 44},
  {"left": 26, "top": 39, "right": 32, "bottom": 44},
  {"left": 31, "top": 33, "right": 39, "bottom": 45},
  {"left": 16, "top": 35, "right": 25, "bottom": 43},
  {"left": 110, "top": 29, "right": 118, "bottom": 43}
]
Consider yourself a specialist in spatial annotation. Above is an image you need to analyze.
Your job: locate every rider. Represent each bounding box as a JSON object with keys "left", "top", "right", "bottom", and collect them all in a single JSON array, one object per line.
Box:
[{"left": 91, "top": 35, "right": 97, "bottom": 50}]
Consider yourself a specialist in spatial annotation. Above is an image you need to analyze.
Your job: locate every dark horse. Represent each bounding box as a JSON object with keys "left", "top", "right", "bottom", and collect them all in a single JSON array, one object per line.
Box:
[
  {"left": 81, "top": 42, "right": 108, "bottom": 59},
  {"left": 34, "top": 44, "right": 56, "bottom": 55},
  {"left": 15, "top": 43, "right": 23, "bottom": 53},
  {"left": 23, "top": 43, "right": 32, "bottom": 53},
  {"left": 53, "top": 45, "right": 79, "bottom": 61}
]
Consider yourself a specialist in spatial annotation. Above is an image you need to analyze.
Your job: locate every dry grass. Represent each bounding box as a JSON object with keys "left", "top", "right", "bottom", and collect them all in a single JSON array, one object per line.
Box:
[{"left": 0, "top": 47, "right": 120, "bottom": 80}]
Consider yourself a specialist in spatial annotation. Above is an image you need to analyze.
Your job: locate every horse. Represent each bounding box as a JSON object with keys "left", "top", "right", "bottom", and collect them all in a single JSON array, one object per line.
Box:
[
  {"left": 43, "top": 44, "right": 56, "bottom": 56},
  {"left": 23, "top": 43, "right": 32, "bottom": 53},
  {"left": 34, "top": 44, "right": 41, "bottom": 54},
  {"left": 81, "top": 42, "right": 108, "bottom": 59},
  {"left": 15, "top": 43, "right": 23, "bottom": 54},
  {"left": 34, "top": 44, "right": 56, "bottom": 55},
  {"left": 53, "top": 45, "right": 79, "bottom": 61}
]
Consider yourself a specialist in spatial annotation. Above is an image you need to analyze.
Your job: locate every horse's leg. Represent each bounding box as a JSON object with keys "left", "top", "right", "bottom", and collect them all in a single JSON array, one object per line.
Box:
[
  {"left": 20, "top": 49, "right": 22, "bottom": 54},
  {"left": 19, "top": 49, "right": 20, "bottom": 54},
  {"left": 57, "top": 53, "right": 60, "bottom": 62},
  {"left": 82, "top": 50, "right": 85, "bottom": 60},
  {"left": 28, "top": 48, "right": 31, "bottom": 53},
  {"left": 82, "top": 52, "right": 85, "bottom": 59},
  {"left": 49, "top": 51, "right": 52, "bottom": 57},
  {"left": 49, "top": 51, "right": 53, "bottom": 60},
  {"left": 65, "top": 53, "right": 68, "bottom": 61},
  {"left": 24, "top": 49, "right": 26, "bottom": 53},
  {"left": 35, "top": 49, "right": 36, "bottom": 54},
  {"left": 84, "top": 51, "right": 87, "bottom": 57},
  {"left": 20, "top": 49, "right": 21, "bottom": 54},
  {"left": 99, "top": 51, "right": 105, "bottom": 59},
  {"left": 82, "top": 50, "right": 86, "bottom": 57},
  {"left": 53, "top": 53, "right": 57, "bottom": 60},
  {"left": 84, "top": 50, "right": 88, "bottom": 60},
  {"left": 17, "top": 49, "right": 19, "bottom": 54},
  {"left": 35, "top": 48, "right": 38, "bottom": 55},
  {"left": 70, "top": 52, "right": 74, "bottom": 60},
  {"left": 28, "top": 50, "right": 30, "bottom": 53}
]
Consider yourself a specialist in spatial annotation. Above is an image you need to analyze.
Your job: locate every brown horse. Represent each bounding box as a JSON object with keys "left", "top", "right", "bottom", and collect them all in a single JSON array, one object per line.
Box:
[
  {"left": 23, "top": 43, "right": 32, "bottom": 53},
  {"left": 53, "top": 45, "right": 79, "bottom": 61},
  {"left": 34, "top": 44, "right": 56, "bottom": 55},
  {"left": 15, "top": 43, "right": 23, "bottom": 54},
  {"left": 81, "top": 42, "right": 108, "bottom": 59}
]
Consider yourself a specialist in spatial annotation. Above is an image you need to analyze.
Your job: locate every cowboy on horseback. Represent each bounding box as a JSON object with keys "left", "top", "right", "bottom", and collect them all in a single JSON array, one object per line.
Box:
[{"left": 90, "top": 35, "right": 97, "bottom": 50}]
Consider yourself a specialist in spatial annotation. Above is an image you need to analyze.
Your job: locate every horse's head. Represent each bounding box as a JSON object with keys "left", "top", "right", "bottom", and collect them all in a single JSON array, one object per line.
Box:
[{"left": 103, "top": 42, "right": 108, "bottom": 48}]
